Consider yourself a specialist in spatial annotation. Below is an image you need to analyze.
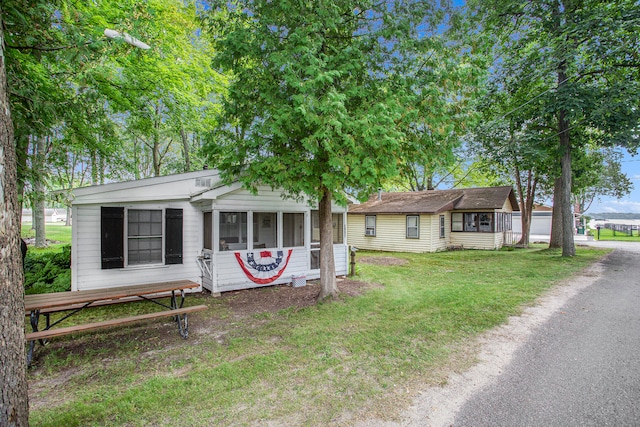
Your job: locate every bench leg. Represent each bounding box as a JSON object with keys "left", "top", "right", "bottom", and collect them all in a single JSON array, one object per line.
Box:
[
  {"left": 27, "top": 340, "right": 36, "bottom": 367},
  {"left": 28, "top": 309, "right": 41, "bottom": 367},
  {"left": 176, "top": 313, "right": 189, "bottom": 339}
]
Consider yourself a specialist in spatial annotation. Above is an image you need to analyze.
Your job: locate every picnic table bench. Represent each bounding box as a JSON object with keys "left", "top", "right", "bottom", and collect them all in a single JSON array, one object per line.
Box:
[{"left": 25, "top": 280, "right": 207, "bottom": 366}]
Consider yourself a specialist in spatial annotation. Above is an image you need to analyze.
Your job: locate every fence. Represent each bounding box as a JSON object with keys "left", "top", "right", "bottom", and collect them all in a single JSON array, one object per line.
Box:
[{"left": 601, "top": 223, "right": 638, "bottom": 237}]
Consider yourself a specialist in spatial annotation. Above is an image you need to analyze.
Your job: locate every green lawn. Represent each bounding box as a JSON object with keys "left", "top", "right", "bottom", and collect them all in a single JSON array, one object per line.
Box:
[
  {"left": 27, "top": 245, "right": 609, "bottom": 426},
  {"left": 591, "top": 227, "right": 640, "bottom": 242},
  {"left": 21, "top": 222, "right": 72, "bottom": 248}
]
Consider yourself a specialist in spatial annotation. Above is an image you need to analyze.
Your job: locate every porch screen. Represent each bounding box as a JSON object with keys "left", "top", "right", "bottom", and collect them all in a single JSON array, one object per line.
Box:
[
  {"left": 219, "top": 212, "right": 247, "bottom": 250},
  {"left": 283, "top": 213, "right": 304, "bottom": 247}
]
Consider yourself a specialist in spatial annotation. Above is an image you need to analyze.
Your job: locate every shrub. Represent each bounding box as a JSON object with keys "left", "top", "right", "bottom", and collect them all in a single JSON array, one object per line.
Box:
[{"left": 24, "top": 245, "right": 71, "bottom": 294}]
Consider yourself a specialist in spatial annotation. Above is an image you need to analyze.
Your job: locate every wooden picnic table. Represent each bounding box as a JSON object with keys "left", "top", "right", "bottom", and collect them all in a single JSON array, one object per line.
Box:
[{"left": 25, "top": 280, "right": 207, "bottom": 366}]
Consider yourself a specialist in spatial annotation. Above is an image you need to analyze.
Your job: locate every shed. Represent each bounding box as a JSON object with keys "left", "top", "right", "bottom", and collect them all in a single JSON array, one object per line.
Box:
[
  {"left": 70, "top": 170, "right": 348, "bottom": 293},
  {"left": 348, "top": 186, "right": 519, "bottom": 252}
]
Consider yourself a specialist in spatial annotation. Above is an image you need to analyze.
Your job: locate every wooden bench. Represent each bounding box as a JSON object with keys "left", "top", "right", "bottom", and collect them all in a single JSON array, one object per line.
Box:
[{"left": 25, "top": 305, "right": 208, "bottom": 341}]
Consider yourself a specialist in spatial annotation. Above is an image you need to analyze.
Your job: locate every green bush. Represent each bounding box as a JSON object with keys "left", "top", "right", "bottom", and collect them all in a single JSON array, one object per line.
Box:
[{"left": 24, "top": 245, "right": 71, "bottom": 294}]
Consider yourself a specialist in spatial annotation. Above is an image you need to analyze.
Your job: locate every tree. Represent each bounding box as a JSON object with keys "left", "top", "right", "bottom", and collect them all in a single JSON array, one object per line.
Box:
[
  {"left": 472, "top": 0, "right": 640, "bottom": 256},
  {"left": 0, "top": 17, "right": 29, "bottom": 426},
  {"left": 207, "top": 0, "right": 463, "bottom": 299}
]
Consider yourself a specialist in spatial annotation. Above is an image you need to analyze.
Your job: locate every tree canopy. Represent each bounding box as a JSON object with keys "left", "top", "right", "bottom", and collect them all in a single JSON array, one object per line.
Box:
[{"left": 206, "top": 0, "right": 481, "bottom": 297}]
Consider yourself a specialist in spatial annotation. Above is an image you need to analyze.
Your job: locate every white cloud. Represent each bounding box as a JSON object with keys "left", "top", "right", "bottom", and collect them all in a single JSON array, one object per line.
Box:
[{"left": 600, "top": 199, "right": 640, "bottom": 213}]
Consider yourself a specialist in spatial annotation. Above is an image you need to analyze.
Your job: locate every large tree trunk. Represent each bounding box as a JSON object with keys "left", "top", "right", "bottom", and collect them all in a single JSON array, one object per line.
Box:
[
  {"left": 558, "top": 85, "right": 575, "bottom": 256},
  {"left": 317, "top": 186, "right": 338, "bottom": 300},
  {"left": 514, "top": 165, "right": 537, "bottom": 246},
  {"left": 0, "top": 22, "right": 30, "bottom": 426},
  {"left": 549, "top": 177, "right": 563, "bottom": 248}
]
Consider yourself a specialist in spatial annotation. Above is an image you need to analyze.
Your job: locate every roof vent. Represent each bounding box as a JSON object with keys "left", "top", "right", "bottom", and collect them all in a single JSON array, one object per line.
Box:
[{"left": 196, "top": 177, "right": 212, "bottom": 187}]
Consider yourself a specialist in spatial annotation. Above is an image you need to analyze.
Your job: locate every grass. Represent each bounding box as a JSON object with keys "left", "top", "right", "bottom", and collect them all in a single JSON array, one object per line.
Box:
[
  {"left": 28, "top": 245, "right": 609, "bottom": 426},
  {"left": 21, "top": 222, "right": 72, "bottom": 251},
  {"left": 592, "top": 227, "right": 640, "bottom": 242}
]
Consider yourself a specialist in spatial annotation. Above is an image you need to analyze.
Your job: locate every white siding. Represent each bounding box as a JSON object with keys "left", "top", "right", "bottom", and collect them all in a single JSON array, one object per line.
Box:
[
  {"left": 72, "top": 181, "right": 348, "bottom": 293},
  {"left": 72, "top": 201, "right": 203, "bottom": 291}
]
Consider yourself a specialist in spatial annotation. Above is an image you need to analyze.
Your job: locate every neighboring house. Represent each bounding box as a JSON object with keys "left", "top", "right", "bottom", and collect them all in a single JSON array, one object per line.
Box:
[
  {"left": 70, "top": 170, "right": 348, "bottom": 293},
  {"left": 21, "top": 208, "right": 68, "bottom": 224},
  {"left": 348, "top": 186, "right": 519, "bottom": 253},
  {"left": 512, "top": 204, "right": 553, "bottom": 236}
]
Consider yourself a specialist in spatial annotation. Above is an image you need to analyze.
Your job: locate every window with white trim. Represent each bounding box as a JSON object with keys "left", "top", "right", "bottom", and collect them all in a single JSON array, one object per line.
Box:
[
  {"left": 100, "top": 207, "right": 183, "bottom": 269},
  {"left": 439, "top": 215, "right": 445, "bottom": 238},
  {"left": 451, "top": 211, "right": 511, "bottom": 233},
  {"left": 127, "top": 209, "right": 163, "bottom": 265},
  {"left": 365, "top": 215, "right": 376, "bottom": 236},
  {"left": 406, "top": 215, "right": 419, "bottom": 239},
  {"left": 219, "top": 212, "right": 247, "bottom": 250}
]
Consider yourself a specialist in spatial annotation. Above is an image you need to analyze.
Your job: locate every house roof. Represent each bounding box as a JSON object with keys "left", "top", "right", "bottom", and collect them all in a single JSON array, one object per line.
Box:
[
  {"left": 348, "top": 186, "right": 519, "bottom": 214},
  {"left": 70, "top": 169, "right": 225, "bottom": 205}
]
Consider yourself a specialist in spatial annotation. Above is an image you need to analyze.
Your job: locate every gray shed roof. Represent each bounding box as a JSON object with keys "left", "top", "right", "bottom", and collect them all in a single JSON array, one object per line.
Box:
[{"left": 348, "top": 186, "right": 519, "bottom": 214}]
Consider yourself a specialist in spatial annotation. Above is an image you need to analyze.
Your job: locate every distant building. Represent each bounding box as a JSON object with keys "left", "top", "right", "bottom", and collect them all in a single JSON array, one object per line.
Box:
[
  {"left": 512, "top": 204, "right": 553, "bottom": 236},
  {"left": 21, "top": 208, "right": 68, "bottom": 224}
]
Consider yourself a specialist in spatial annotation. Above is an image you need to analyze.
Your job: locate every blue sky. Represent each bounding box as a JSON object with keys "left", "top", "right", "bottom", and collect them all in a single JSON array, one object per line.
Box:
[{"left": 587, "top": 150, "right": 640, "bottom": 214}]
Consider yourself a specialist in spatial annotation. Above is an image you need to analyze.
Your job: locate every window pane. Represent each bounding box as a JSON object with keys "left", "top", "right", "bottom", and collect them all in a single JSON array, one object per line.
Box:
[
  {"left": 310, "top": 249, "right": 320, "bottom": 270},
  {"left": 451, "top": 213, "right": 463, "bottom": 231},
  {"left": 407, "top": 215, "right": 419, "bottom": 239},
  {"left": 283, "top": 213, "right": 305, "bottom": 247},
  {"left": 464, "top": 213, "right": 478, "bottom": 231},
  {"left": 333, "top": 214, "right": 343, "bottom": 244},
  {"left": 127, "top": 209, "right": 163, "bottom": 265},
  {"left": 479, "top": 213, "right": 493, "bottom": 232},
  {"left": 219, "top": 212, "right": 247, "bottom": 250},
  {"left": 440, "top": 215, "right": 445, "bottom": 238},
  {"left": 203, "top": 212, "right": 213, "bottom": 250},
  {"left": 128, "top": 237, "right": 162, "bottom": 265},
  {"left": 365, "top": 215, "right": 376, "bottom": 236},
  {"left": 253, "top": 212, "right": 277, "bottom": 248},
  {"left": 311, "top": 210, "right": 320, "bottom": 243}
]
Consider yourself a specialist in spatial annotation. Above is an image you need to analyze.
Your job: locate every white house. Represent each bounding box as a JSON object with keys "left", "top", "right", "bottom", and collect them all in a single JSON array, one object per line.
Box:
[{"left": 70, "top": 170, "right": 348, "bottom": 293}]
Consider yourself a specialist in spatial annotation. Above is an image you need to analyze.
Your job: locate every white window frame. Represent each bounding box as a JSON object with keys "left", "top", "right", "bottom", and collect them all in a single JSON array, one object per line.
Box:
[
  {"left": 406, "top": 215, "right": 419, "bottom": 239},
  {"left": 126, "top": 208, "right": 164, "bottom": 267},
  {"left": 365, "top": 215, "right": 376, "bottom": 236}
]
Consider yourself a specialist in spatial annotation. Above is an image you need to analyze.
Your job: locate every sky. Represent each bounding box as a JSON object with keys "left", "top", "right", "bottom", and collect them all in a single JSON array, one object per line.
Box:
[{"left": 587, "top": 149, "right": 640, "bottom": 214}]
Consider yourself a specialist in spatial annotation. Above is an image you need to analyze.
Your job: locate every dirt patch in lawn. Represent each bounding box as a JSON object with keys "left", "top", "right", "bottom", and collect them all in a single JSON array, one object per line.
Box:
[
  {"left": 358, "top": 256, "right": 409, "bottom": 266},
  {"left": 221, "top": 277, "right": 377, "bottom": 318}
]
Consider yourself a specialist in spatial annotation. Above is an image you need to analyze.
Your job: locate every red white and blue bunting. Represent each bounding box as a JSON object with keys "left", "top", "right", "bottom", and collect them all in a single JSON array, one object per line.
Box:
[{"left": 234, "top": 249, "right": 293, "bottom": 284}]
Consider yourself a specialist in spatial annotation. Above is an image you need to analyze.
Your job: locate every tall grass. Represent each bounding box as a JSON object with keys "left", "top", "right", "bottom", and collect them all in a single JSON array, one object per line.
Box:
[{"left": 28, "top": 246, "right": 608, "bottom": 426}]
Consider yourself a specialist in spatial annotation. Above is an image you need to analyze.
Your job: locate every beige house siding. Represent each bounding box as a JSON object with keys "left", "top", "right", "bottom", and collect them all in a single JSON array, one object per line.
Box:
[
  {"left": 349, "top": 212, "right": 503, "bottom": 252},
  {"left": 348, "top": 214, "right": 439, "bottom": 253},
  {"left": 449, "top": 230, "right": 499, "bottom": 250},
  {"left": 448, "top": 208, "right": 511, "bottom": 250}
]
